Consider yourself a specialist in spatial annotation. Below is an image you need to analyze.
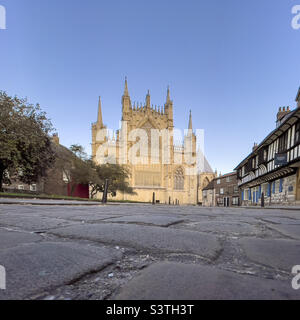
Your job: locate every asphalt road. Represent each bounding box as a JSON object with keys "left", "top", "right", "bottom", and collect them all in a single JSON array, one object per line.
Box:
[{"left": 0, "top": 201, "right": 300, "bottom": 300}]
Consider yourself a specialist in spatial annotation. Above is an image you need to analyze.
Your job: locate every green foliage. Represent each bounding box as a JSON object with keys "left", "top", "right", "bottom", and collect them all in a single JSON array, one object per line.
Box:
[
  {"left": 68, "top": 145, "right": 135, "bottom": 199},
  {"left": 0, "top": 91, "right": 55, "bottom": 191},
  {"left": 0, "top": 192, "right": 101, "bottom": 202},
  {"left": 70, "top": 144, "right": 87, "bottom": 160},
  {"left": 90, "top": 163, "right": 135, "bottom": 198}
]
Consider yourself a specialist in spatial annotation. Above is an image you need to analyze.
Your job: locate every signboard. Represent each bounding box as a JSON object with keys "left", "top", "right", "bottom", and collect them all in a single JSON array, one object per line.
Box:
[{"left": 275, "top": 153, "right": 288, "bottom": 166}]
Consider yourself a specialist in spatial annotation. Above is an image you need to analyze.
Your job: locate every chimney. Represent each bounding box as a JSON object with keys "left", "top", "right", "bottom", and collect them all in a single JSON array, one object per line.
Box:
[
  {"left": 277, "top": 106, "right": 291, "bottom": 122},
  {"left": 253, "top": 142, "right": 258, "bottom": 152},
  {"left": 52, "top": 133, "right": 60, "bottom": 145}
]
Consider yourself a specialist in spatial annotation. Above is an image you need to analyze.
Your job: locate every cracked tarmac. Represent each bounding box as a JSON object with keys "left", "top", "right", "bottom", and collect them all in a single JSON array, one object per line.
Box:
[{"left": 0, "top": 202, "right": 299, "bottom": 300}]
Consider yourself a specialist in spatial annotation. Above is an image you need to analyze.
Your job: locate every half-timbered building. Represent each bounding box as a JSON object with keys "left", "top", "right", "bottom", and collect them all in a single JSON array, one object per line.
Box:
[{"left": 235, "top": 87, "right": 300, "bottom": 206}]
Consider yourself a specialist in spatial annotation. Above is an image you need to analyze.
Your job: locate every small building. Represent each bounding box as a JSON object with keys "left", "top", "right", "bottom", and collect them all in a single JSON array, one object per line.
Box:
[
  {"left": 202, "top": 172, "right": 239, "bottom": 207},
  {"left": 3, "top": 134, "right": 89, "bottom": 199},
  {"left": 235, "top": 87, "right": 300, "bottom": 206},
  {"left": 202, "top": 180, "right": 215, "bottom": 207}
]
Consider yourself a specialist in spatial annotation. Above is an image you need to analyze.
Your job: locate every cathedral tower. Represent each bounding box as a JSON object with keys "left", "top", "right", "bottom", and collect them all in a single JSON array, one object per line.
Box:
[{"left": 92, "top": 79, "right": 215, "bottom": 205}]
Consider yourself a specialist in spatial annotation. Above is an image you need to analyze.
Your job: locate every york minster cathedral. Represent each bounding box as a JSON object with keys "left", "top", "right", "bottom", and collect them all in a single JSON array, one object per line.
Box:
[{"left": 92, "top": 78, "right": 215, "bottom": 205}]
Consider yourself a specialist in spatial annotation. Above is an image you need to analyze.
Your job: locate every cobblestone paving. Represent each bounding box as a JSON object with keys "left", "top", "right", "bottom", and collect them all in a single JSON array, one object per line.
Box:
[{"left": 0, "top": 202, "right": 299, "bottom": 300}]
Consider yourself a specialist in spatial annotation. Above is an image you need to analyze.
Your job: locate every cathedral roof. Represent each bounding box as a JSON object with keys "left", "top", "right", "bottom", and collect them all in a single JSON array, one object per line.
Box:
[{"left": 203, "top": 157, "right": 214, "bottom": 173}]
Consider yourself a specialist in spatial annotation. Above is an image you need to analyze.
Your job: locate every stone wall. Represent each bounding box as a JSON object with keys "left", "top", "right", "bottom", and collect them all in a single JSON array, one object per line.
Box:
[{"left": 241, "top": 173, "right": 297, "bottom": 206}]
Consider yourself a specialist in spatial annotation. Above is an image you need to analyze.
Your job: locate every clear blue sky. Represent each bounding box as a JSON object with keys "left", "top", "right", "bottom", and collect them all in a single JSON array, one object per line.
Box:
[{"left": 0, "top": 0, "right": 299, "bottom": 174}]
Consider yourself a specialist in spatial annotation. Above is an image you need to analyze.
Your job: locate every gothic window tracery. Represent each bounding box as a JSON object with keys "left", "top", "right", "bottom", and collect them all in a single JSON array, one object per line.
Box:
[{"left": 174, "top": 167, "right": 185, "bottom": 190}]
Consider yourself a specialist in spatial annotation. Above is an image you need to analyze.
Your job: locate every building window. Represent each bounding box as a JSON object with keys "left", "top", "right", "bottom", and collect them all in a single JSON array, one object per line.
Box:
[
  {"left": 252, "top": 158, "right": 256, "bottom": 169},
  {"left": 63, "top": 170, "right": 70, "bottom": 183},
  {"left": 226, "top": 176, "right": 231, "bottom": 183},
  {"left": 278, "top": 132, "right": 288, "bottom": 152},
  {"left": 279, "top": 179, "right": 283, "bottom": 193},
  {"left": 135, "top": 171, "right": 161, "bottom": 187},
  {"left": 295, "top": 121, "right": 300, "bottom": 145},
  {"left": 267, "top": 183, "right": 271, "bottom": 197},
  {"left": 218, "top": 198, "right": 224, "bottom": 205},
  {"left": 220, "top": 188, "right": 224, "bottom": 195},
  {"left": 18, "top": 185, "right": 24, "bottom": 190},
  {"left": 217, "top": 179, "right": 221, "bottom": 185},
  {"left": 4, "top": 170, "right": 10, "bottom": 179},
  {"left": 234, "top": 186, "right": 238, "bottom": 193},
  {"left": 174, "top": 168, "right": 184, "bottom": 190},
  {"left": 30, "top": 184, "right": 37, "bottom": 192},
  {"left": 232, "top": 197, "right": 239, "bottom": 205},
  {"left": 263, "top": 149, "right": 268, "bottom": 161}
]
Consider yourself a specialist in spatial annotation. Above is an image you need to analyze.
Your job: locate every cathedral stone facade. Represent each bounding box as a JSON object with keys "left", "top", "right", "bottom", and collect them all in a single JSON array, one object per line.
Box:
[{"left": 92, "top": 79, "right": 215, "bottom": 205}]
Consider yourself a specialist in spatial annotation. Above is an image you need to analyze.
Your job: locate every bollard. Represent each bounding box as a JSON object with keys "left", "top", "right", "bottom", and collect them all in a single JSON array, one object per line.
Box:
[
  {"left": 261, "top": 192, "right": 265, "bottom": 208},
  {"left": 152, "top": 192, "right": 155, "bottom": 205},
  {"left": 102, "top": 179, "right": 109, "bottom": 204}
]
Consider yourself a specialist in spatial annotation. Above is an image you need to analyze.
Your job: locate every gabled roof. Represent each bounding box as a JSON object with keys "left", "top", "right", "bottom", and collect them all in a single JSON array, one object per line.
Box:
[
  {"left": 218, "top": 172, "right": 236, "bottom": 178},
  {"left": 203, "top": 180, "right": 215, "bottom": 191},
  {"left": 234, "top": 107, "right": 300, "bottom": 170},
  {"left": 203, "top": 172, "right": 236, "bottom": 191},
  {"left": 203, "top": 157, "right": 214, "bottom": 173},
  {"left": 296, "top": 87, "right": 300, "bottom": 102}
]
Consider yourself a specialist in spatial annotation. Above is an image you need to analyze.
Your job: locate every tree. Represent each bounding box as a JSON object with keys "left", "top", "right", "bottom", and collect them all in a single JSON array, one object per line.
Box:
[
  {"left": 70, "top": 144, "right": 87, "bottom": 160},
  {"left": 90, "top": 163, "right": 135, "bottom": 199},
  {"left": 0, "top": 91, "right": 55, "bottom": 191},
  {"left": 68, "top": 145, "right": 135, "bottom": 199}
]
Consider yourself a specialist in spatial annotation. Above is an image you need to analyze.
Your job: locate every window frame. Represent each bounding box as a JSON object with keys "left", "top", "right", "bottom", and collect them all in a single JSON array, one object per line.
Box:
[
  {"left": 30, "top": 184, "right": 37, "bottom": 192},
  {"left": 295, "top": 121, "right": 300, "bottom": 145}
]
